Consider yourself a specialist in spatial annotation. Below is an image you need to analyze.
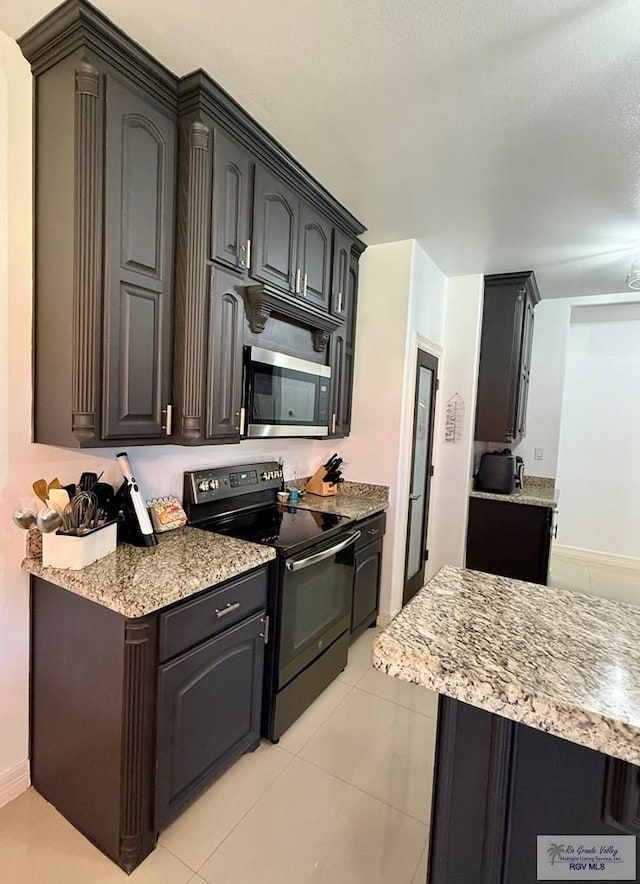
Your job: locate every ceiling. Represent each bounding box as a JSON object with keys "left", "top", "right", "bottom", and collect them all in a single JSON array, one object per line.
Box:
[{"left": 3, "top": 0, "right": 640, "bottom": 298}]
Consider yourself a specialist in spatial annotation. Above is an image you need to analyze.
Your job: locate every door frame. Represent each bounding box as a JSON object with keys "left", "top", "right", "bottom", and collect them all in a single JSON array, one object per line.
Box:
[{"left": 402, "top": 337, "right": 441, "bottom": 606}]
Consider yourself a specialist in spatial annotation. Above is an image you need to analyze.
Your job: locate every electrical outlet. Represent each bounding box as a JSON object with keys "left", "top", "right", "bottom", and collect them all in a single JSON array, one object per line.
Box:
[{"left": 534, "top": 448, "right": 544, "bottom": 461}]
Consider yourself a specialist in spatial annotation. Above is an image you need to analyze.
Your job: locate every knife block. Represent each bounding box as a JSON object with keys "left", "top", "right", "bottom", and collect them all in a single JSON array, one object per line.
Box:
[{"left": 304, "top": 465, "right": 338, "bottom": 497}]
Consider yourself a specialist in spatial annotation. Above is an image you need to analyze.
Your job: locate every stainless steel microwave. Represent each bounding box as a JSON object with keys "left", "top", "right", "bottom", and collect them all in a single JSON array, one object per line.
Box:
[{"left": 244, "top": 346, "right": 331, "bottom": 438}]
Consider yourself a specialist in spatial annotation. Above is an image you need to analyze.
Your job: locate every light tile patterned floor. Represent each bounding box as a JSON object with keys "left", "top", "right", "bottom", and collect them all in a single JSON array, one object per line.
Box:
[{"left": 0, "top": 629, "right": 436, "bottom": 884}]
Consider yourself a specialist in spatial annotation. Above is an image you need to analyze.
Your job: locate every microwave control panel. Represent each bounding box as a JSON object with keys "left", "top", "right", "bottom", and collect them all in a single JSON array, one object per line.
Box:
[{"left": 183, "top": 461, "right": 283, "bottom": 506}]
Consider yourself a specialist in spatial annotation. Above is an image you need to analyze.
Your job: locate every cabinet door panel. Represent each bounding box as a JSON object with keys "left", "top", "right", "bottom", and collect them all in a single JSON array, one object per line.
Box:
[
  {"left": 252, "top": 165, "right": 298, "bottom": 291},
  {"left": 103, "top": 76, "right": 175, "bottom": 439},
  {"left": 205, "top": 268, "right": 245, "bottom": 440},
  {"left": 329, "top": 330, "right": 345, "bottom": 437},
  {"left": 155, "top": 611, "right": 265, "bottom": 829},
  {"left": 299, "top": 205, "right": 331, "bottom": 309},
  {"left": 352, "top": 538, "right": 382, "bottom": 634},
  {"left": 331, "top": 230, "right": 352, "bottom": 317},
  {"left": 211, "top": 130, "right": 252, "bottom": 272}
]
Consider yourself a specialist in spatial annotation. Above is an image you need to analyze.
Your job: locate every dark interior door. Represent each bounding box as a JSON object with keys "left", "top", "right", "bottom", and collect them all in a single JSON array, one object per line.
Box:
[{"left": 403, "top": 349, "right": 438, "bottom": 606}]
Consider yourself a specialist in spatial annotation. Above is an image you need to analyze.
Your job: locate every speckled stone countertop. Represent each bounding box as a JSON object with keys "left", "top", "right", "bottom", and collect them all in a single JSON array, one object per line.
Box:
[
  {"left": 22, "top": 527, "right": 275, "bottom": 618},
  {"left": 373, "top": 565, "right": 640, "bottom": 765},
  {"left": 470, "top": 476, "right": 559, "bottom": 508},
  {"left": 293, "top": 480, "right": 389, "bottom": 520}
]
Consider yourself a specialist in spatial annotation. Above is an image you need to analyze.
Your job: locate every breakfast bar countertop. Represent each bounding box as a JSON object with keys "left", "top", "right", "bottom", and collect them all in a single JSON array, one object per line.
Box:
[
  {"left": 22, "top": 526, "right": 275, "bottom": 618},
  {"left": 372, "top": 565, "right": 640, "bottom": 765}
]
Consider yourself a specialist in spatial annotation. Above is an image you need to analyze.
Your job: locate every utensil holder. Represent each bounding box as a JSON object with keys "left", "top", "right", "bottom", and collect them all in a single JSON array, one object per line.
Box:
[
  {"left": 42, "top": 522, "right": 117, "bottom": 570},
  {"left": 304, "top": 465, "right": 338, "bottom": 497}
]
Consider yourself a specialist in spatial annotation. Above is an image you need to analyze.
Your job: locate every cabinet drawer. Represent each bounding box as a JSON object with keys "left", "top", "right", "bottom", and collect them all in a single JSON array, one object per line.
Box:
[
  {"left": 158, "top": 567, "right": 268, "bottom": 662},
  {"left": 354, "top": 512, "right": 386, "bottom": 550}
]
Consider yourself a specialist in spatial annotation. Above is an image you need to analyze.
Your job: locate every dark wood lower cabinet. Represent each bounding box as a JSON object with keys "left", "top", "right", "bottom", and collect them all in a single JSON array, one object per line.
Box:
[
  {"left": 155, "top": 611, "right": 265, "bottom": 828},
  {"left": 466, "top": 496, "right": 553, "bottom": 585},
  {"left": 429, "top": 696, "right": 640, "bottom": 883},
  {"left": 30, "top": 567, "right": 267, "bottom": 872},
  {"left": 350, "top": 512, "right": 386, "bottom": 641}
]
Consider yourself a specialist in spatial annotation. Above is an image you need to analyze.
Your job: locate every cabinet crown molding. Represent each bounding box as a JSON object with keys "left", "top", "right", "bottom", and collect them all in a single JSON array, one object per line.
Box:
[{"left": 19, "top": 0, "right": 178, "bottom": 112}]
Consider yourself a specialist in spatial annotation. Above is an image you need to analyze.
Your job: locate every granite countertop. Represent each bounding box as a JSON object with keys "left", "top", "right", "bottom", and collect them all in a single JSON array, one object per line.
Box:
[
  {"left": 22, "top": 527, "right": 275, "bottom": 618},
  {"left": 470, "top": 476, "right": 559, "bottom": 509},
  {"left": 293, "top": 480, "right": 389, "bottom": 520},
  {"left": 373, "top": 565, "right": 640, "bottom": 765}
]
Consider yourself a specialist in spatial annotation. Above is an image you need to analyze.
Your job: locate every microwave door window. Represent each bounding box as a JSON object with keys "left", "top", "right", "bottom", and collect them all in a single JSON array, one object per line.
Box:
[{"left": 277, "top": 377, "right": 316, "bottom": 424}]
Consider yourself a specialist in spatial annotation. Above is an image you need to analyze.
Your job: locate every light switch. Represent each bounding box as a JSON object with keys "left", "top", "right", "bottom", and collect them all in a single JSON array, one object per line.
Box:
[{"left": 534, "top": 448, "right": 544, "bottom": 461}]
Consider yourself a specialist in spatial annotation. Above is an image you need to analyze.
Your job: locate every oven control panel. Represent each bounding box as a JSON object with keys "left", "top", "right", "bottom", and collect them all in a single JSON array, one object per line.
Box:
[{"left": 183, "top": 461, "right": 284, "bottom": 506}]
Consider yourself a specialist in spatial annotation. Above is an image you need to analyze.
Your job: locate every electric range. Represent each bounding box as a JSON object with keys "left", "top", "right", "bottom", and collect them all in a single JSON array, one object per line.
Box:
[{"left": 183, "top": 461, "right": 361, "bottom": 741}]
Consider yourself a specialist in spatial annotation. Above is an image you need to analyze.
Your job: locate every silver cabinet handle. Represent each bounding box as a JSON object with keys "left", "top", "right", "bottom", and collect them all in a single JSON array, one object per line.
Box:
[
  {"left": 236, "top": 406, "right": 246, "bottom": 435},
  {"left": 260, "top": 614, "right": 270, "bottom": 644},
  {"left": 162, "top": 404, "right": 173, "bottom": 436},
  {"left": 295, "top": 268, "right": 302, "bottom": 294},
  {"left": 367, "top": 528, "right": 378, "bottom": 535},
  {"left": 286, "top": 530, "right": 361, "bottom": 572},
  {"left": 338, "top": 292, "right": 343, "bottom": 313},
  {"left": 331, "top": 413, "right": 337, "bottom": 434},
  {"left": 303, "top": 273, "right": 308, "bottom": 297},
  {"left": 409, "top": 493, "right": 421, "bottom": 501},
  {"left": 239, "top": 239, "right": 251, "bottom": 270},
  {"left": 215, "top": 601, "right": 240, "bottom": 618}
]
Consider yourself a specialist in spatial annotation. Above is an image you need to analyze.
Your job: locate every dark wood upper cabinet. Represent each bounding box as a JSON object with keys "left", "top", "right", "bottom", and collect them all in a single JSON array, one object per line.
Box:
[
  {"left": 329, "top": 249, "right": 360, "bottom": 436},
  {"left": 252, "top": 165, "right": 299, "bottom": 293},
  {"left": 205, "top": 268, "right": 245, "bottom": 441},
  {"left": 20, "top": 3, "right": 366, "bottom": 449},
  {"left": 211, "top": 129, "right": 253, "bottom": 274},
  {"left": 21, "top": 4, "right": 179, "bottom": 448},
  {"left": 474, "top": 271, "right": 540, "bottom": 444},
  {"left": 331, "top": 230, "right": 353, "bottom": 318},
  {"left": 102, "top": 75, "right": 176, "bottom": 440},
  {"left": 297, "top": 204, "right": 332, "bottom": 309}
]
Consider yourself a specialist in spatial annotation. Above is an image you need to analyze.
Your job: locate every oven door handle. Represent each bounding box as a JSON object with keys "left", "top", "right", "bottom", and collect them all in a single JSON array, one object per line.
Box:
[{"left": 285, "top": 530, "right": 362, "bottom": 572}]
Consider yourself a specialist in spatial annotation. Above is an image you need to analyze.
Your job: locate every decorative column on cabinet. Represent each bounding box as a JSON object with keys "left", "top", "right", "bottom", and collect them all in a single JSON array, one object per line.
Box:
[
  {"left": 173, "top": 116, "right": 212, "bottom": 443},
  {"left": 72, "top": 58, "right": 103, "bottom": 444}
]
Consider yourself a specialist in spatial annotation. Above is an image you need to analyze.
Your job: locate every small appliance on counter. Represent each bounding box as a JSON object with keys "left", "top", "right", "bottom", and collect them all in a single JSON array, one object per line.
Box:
[
  {"left": 115, "top": 452, "right": 158, "bottom": 547},
  {"left": 475, "top": 449, "right": 525, "bottom": 494}
]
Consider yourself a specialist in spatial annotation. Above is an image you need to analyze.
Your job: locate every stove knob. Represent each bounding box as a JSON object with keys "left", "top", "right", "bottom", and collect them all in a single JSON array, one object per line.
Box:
[
  {"left": 198, "top": 479, "right": 209, "bottom": 493},
  {"left": 261, "top": 472, "right": 269, "bottom": 480}
]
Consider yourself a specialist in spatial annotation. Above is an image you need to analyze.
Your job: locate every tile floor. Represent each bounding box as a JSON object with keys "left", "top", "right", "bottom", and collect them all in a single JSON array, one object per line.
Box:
[{"left": 0, "top": 628, "right": 437, "bottom": 884}]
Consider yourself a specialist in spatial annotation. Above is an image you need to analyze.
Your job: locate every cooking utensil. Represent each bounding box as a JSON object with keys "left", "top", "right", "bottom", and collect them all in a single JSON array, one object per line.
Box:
[
  {"left": 36, "top": 508, "right": 63, "bottom": 533},
  {"left": 12, "top": 509, "right": 37, "bottom": 530},
  {"left": 78, "top": 471, "right": 103, "bottom": 493},
  {"left": 63, "top": 491, "right": 98, "bottom": 533},
  {"left": 33, "top": 479, "right": 48, "bottom": 503}
]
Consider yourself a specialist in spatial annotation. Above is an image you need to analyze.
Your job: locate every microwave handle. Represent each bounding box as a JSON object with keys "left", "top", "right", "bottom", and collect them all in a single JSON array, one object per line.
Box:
[{"left": 285, "top": 530, "right": 361, "bottom": 572}]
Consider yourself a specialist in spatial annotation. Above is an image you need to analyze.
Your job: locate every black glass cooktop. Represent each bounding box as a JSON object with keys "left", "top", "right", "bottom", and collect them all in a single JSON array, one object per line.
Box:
[{"left": 209, "top": 504, "right": 352, "bottom": 555}]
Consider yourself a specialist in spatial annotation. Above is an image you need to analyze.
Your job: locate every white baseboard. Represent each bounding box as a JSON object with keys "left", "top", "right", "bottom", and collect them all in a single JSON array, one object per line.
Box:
[
  {"left": 376, "top": 608, "right": 399, "bottom": 629},
  {"left": 0, "top": 759, "right": 30, "bottom": 808},
  {"left": 553, "top": 544, "right": 640, "bottom": 572}
]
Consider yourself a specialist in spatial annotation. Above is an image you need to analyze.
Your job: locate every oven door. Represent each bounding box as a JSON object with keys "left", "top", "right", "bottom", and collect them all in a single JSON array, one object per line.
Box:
[
  {"left": 277, "top": 530, "right": 361, "bottom": 688},
  {"left": 246, "top": 346, "right": 331, "bottom": 438}
]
